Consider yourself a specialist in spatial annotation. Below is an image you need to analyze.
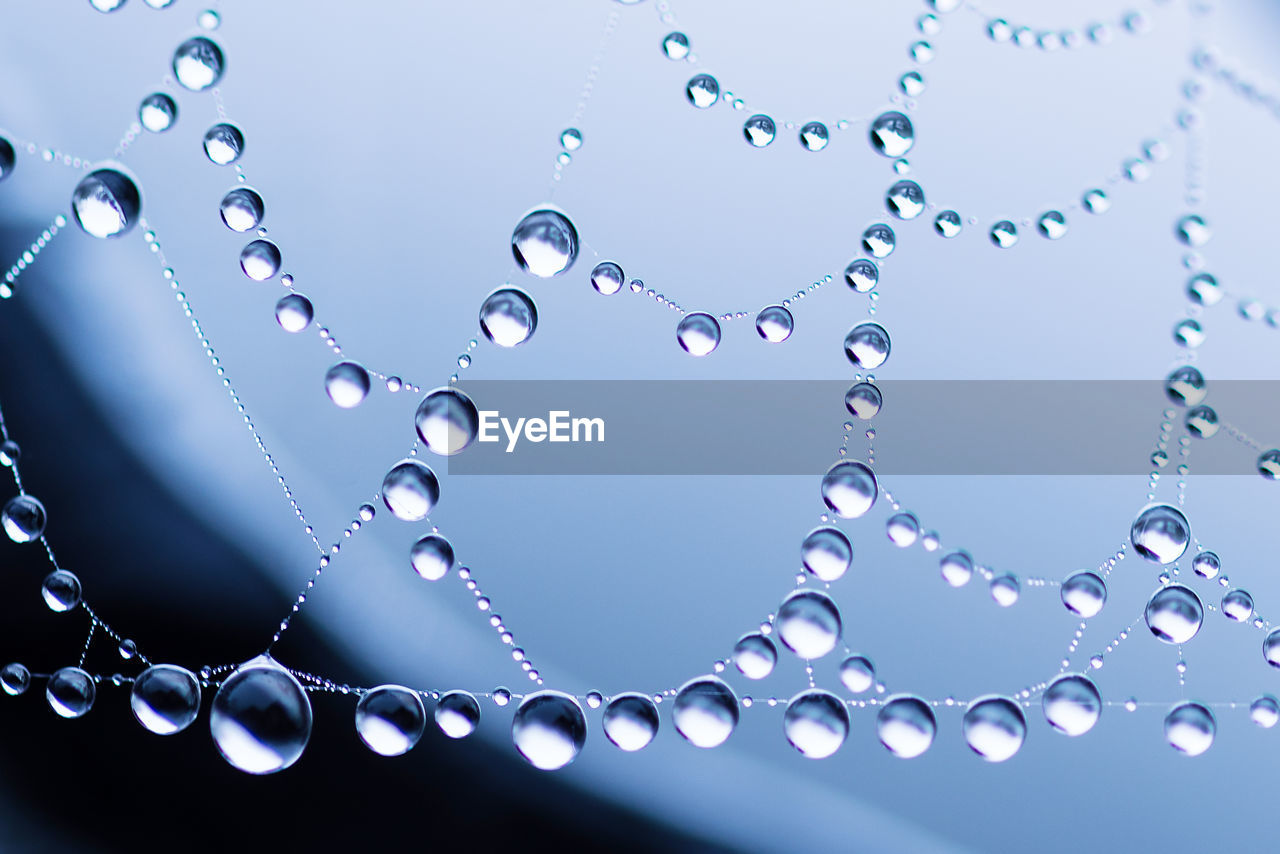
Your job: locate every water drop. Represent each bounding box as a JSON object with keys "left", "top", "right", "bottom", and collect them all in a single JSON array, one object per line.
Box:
[
  {"left": 861, "top": 224, "right": 896, "bottom": 258},
  {"left": 381, "top": 459, "right": 440, "bottom": 521},
  {"left": 1175, "top": 214, "right": 1211, "bottom": 247},
  {"left": 939, "top": 550, "right": 973, "bottom": 587},
  {"left": 210, "top": 656, "right": 311, "bottom": 774},
  {"left": 990, "top": 573, "right": 1020, "bottom": 606},
  {"left": 801, "top": 526, "right": 852, "bottom": 582},
  {"left": 275, "top": 293, "right": 313, "bottom": 332},
  {"left": 672, "top": 676, "right": 739, "bottom": 748},
  {"left": 1186, "top": 273, "right": 1221, "bottom": 305},
  {"left": 845, "top": 382, "right": 882, "bottom": 420},
  {"left": 1037, "top": 211, "right": 1067, "bottom": 239},
  {"left": 220, "top": 187, "right": 264, "bottom": 232},
  {"left": 885, "top": 180, "right": 925, "bottom": 220},
  {"left": 203, "top": 123, "right": 244, "bottom": 165},
  {"left": 1250, "top": 694, "right": 1279, "bottom": 728},
  {"left": 436, "top": 690, "right": 480, "bottom": 738},
  {"left": 511, "top": 208, "right": 578, "bottom": 277},
  {"left": 591, "top": 261, "right": 625, "bottom": 295},
  {"left": 1173, "top": 319, "right": 1205, "bottom": 348},
  {"left": 416, "top": 387, "right": 479, "bottom": 456},
  {"left": 899, "top": 71, "right": 926, "bottom": 96},
  {"left": 962, "top": 696, "right": 1026, "bottom": 762},
  {"left": 1061, "top": 570, "right": 1107, "bottom": 618},
  {"left": 139, "top": 93, "right": 177, "bottom": 133},
  {"left": 686, "top": 74, "right": 719, "bottom": 108},
  {"left": 1164, "top": 366, "right": 1206, "bottom": 407},
  {"left": 41, "top": 570, "right": 82, "bottom": 612},
  {"left": 990, "top": 220, "right": 1018, "bottom": 248},
  {"left": 355, "top": 685, "right": 426, "bottom": 756},
  {"left": 876, "top": 695, "right": 936, "bottom": 758},
  {"left": 743, "top": 115, "right": 776, "bottom": 147},
  {"left": 844, "top": 322, "right": 891, "bottom": 369},
  {"left": 887, "top": 512, "right": 919, "bottom": 546},
  {"left": 776, "top": 589, "right": 842, "bottom": 659},
  {"left": 603, "top": 693, "right": 659, "bottom": 751},
  {"left": 843, "top": 259, "right": 878, "bottom": 293},
  {"left": 1145, "top": 584, "right": 1203, "bottom": 644},
  {"left": 934, "top": 210, "right": 962, "bottom": 237},
  {"left": 559, "top": 128, "right": 582, "bottom": 151},
  {"left": 410, "top": 534, "right": 455, "bottom": 581},
  {"left": 820, "top": 460, "right": 878, "bottom": 518},
  {"left": 131, "top": 665, "right": 201, "bottom": 735},
  {"left": 2, "top": 495, "right": 46, "bottom": 543},
  {"left": 784, "top": 689, "right": 849, "bottom": 759},
  {"left": 733, "top": 633, "right": 777, "bottom": 679},
  {"left": 839, "top": 655, "right": 875, "bottom": 694},
  {"left": 1258, "top": 449, "right": 1280, "bottom": 480},
  {"left": 47, "top": 667, "right": 95, "bottom": 719},
  {"left": 799, "top": 122, "right": 829, "bottom": 151},
  {"left": 1221, "top": 588, "right": 1254, "bottom": 622},
  {"left": 1164, "top": 702, "right": 1215, "bottom": 755},
  {"left": 172, "top": 36, "right": 224, "bottom": 91},
  {"left": 239, "top": 239, "right": 281, "bottom": 281},
  {"left": 677, "top": 312, "right": 721, "bottom": 356},
  {"left": 0, "top": 440, "right": 18, "bottom": 467},
  {"left": 324, "top": 361, "right": 371, "bottom": 409},
  {"left": 869, "top": 111, "right": 914, "bottom": 157},
  {"left": 1192, "top": 551, "right": 1220, "bottom": 579},
  {"left": 662, "top": 32, "right": 690, "bottom": 60},
  {"left": 1, "top": 663, "right": 30, "bottom": 696},
  {"left": 1266, "top": 629, "right": 1280, "bottom": 668},
  {"left": 755, "top": 305, "right": 793, "bottom": 342},
  {"left": 511, "top": 692, "right": 586, "bottom": 771},
  {"left": 1042, "top": 674, "right": 1101, "bottom": 736},
  {"left": 1130, "top": 503, "right": 1190, "bottom": 564},
  {"left": 1082, "top": 189, "right": 1110, "bottom": 214},
  {"left": 71, "top": 167, "right": 141, "bottom": 238}
]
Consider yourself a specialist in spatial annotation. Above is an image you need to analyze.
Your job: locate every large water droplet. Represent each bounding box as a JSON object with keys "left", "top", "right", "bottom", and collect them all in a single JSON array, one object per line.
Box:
[
  {"left": 480, "top": 287, "right": 538, "bottom": 347},
  {"left": 776, "top": 589, "right": 842, "bottom": 659},
  {"left": 801, "top": 526, "right": 852, "bottom": 582},
  {"left": 239, "top": 239, "right": 281, "bottom": 281},
  {"left": 886, "top": 180, "right": 925, "bottom": 220},
  {"left": 0, "top": 138, "right": 13, "bottom": 182},
  {"left": 662, "top": 32, "right": 690, "bottom": 60},
  {"left": 416, "top": 387, "right": 479, "bottom": 455},
  {"left": 677, "top": 312, "right": 721, "bottom": 356},
  {"left": 1042, "top": 674, "right": 1101, "bottom": 736},
  {"left": 743, "top": 114, "right": 776, "bottom": 147},
  {"left": 1186, "top": 273, "right": 1221, "bottom": 305},
  {"left": 435, "top": 690, "right": 480, "bottom": 738},
  {"left": 139, "top": 93, "right": 177, "bottom": 133},
  {"left": 887, "top": 512, "right": 919, "bottom": 546},
  {"left": 799, "top": 121, "right": 829, "bottom": 151},
  {"left": 862, "top": 224, "right": 896, "bottom": 258},
  {"left": 820, "top": 460, "right": 877, "bottom": 518},
  {"left": 512, "top": 691, "right": 586, "bottom": 770},
  {"left": 355, "top": 685, "right": 426, "bottom": 756},
  {"left": 1173, "top": 319, "right": 1205, "bottom": 348},
  {"left": 869, "top": 111, "right": 914, "bottom": 157},
  {"left": 220, "top": 187, "right": 264, "bottom": 232},
  {"left": 603, "top": 693, "right": 659, "bottom": 751},
  {"left": 512, "top": 208, "right": 578, "bottom": 277},
  {"left": 1130, "top": 503, "right": 1190, "bottom": 564},
  {"left": 1192, "top": 551, "right": 1220, "bottom": 579},
  {"left": 844, "top": 259, "right": 879, "bottom": 293},
  {"left": 173, "top": 36, "right": 224, "bottom": 90},
  {"left": 275, "top": 293, "right": 313, "bottom": 333},
  {"left": 844, "top": 322, "right": 891, "bottom": 369},
  {"left": 934, "top": 210, "right": 962, "bottom": 238},
  {"left": 839, "top": 655, "right": 875, "bottom": 693},
  {"left": 1145, "top": 584, "right": 1204, "bottom": 644},
  {"left": 71, "top": 167, "right": 141, "bottom": 238},
  {"left": 324, "top": 361, "right": 370, "bottom": 409},
  {"left": 210, "top": 656, "right": 311, "bottom": 774},
  {"left": 845, "top": 382, "right": 882, "bottom": 420},
  {"left": 2, "top": 495, "right": 46, "bottom": 543},
  {"left": 1164, "top": 366, "right": 1206, "bottom": 407},
  {"left": 686, "top": 74, "right": 719, "bottom": 108},
  {"left": 732, "top": 632, "right": 777, "bottom": 679},
  {"left": 963, "top": 696, "right": 1026, "bottom": 762},
  {"left": 1037, "top": 210, "right": 1068, "bottom": 239},
  {"left": 203, "top": 123, "right": 244, "bottom": 165},
  {"left": 1250, "top": 694, "right": 1279, "bottom": 728},
  {"left": 755, "top": 305, "right": 793, "bottom": 342},
  {"left": 1, "top": 662, "right": 31, "bottom": 696},
  {"left": 41, "top": 570, "right": 81, "bottom": 612},
  {"left": 131, "top": 665, "right": 201, "bottom": 735},
  {"left": 990, "top": 220, "right": 1018, "bottom": 248},
  {"left": 47, "top": 666, "right": 95, "bottom": 719},
  {"left": 784, "top": 689, "right": 849, "bottom": 758},
  {"left": 877, "top": 695, "right": 936, "bottom": 758},
  {"left": 939, "top": 550, "right": 973, "bottom": 587},
  {"left": 672, "top": 676, "right": 739, "bottom": 748},
  {"left": 1061, "top": 570, "right": 1107, "bottom": 618},
  {"left": 381, "top": 460, "right": 440, "bottom": 521},
  {"left": 1258, "top": 449, "right": 1280, "bottom": 480},
  {"left": 591, "top": 261, "right": 625, "bottom": 295},
  {"left": 1175, "top": 214, "right": 1211, "bottom": 247},
  {"left": 1164, "top": 702, "right": 1215, "bottom": 755},
  {"left": 410, "top": 533, "right": 455, "bottom": 581}
]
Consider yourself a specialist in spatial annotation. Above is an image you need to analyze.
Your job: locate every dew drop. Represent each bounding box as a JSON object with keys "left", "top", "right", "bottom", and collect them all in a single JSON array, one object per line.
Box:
[
  {"left": 1042, "top": 674, "right": 1101, "bottom": 736},
  {"left": 885, "top": 180, "right": 925, "bottom": 220},
  {"left": 1082, "top": 189, "right": 1110, "bottom": 214},
  {"left": 511, "top": 691, "right": 586, "bottom": 771},
  {"left": 275, "top": 293, "right": 313, "bottom": 333},
  {"left": 220, "top": 187, "right": 264, "bottom": 232},
  {"left": 139, "top": 93, "right": 178, "bottom": 133},
  {"left": 2, "top": 494, "right": 46, "bottom": 543},
  {"left": 512, "top": 208, "right": 578, "bottom": 277},
  {"left": 934, "top": 210, "right": 962, "bottom": 237},
  {"left": 845, "top": 382, "right": 882, "bottom": 420},
  {"left": 381, "top": 459, "right": 440, "bottom": 521},
  {"left": 844, "top": 322, "right": 891, "bottom": 369},
  {"left": 41, "top": 570, "right": 82, "bottom": 612},
  {"left": 776, "top": 589, "right": 842, "bottom": 659},
  {"left": 755, "top": 305, "right": 793, "bottom": 342},
  {"left": 71, "top": 167, "right": 141, "bottom": 238},
  {"left": 1175, "top": 214, "right": 1211, "bottom": 247},
  {"left": 1061, "top": 570, "right": 1107, "bottom": 618},
  {"left": 435, "top": 690, "right": 480, "bottom": 738},
  {"left": 410, "top": 533, "right": 455, "bottom": 581},
  {"left": 784, "top": 689, "right": 849, "bottom": 759},
  {"left": 990, "top": 220, "right": 1018, "bottom": 248},
  {"left": 355, "top": 685, "right": 426, "bottom": 757},
  {"left": 677, "top": 312, "right": 721, "bottom": 356},
  {"left": 886, "top": 512, "right": 919, "bottom": 546},
  {"left": 1, "top": 663, "right": 31, "bottom": 696},
  {"left": 962, "top": 696, "right": 1026, "bottom": 762},
  {"left": 1164, "top": 702, "right": 1215, "bottom": 756},
  {"left": 939, "top": 550, "right": 973, "bottom": 587},
  {"left": 210, "top": 655, "right": 311, "bottom": 774},
  {"left": 672, "top": 676, "right": 739, "bottom": 748},
  {"left": 131, "top": 665, "right": 201, "bottom": 735},
  {"left": 172, "top": 36, "right": 224, "bottom": 91},
  {"left": 1250, "top": 694, "right": 1279, "bottom": 728},
  {"left": 603, "top": 693, "right": 660, "bottom": 751},
  {"left": 869, "top": 111, "right": 914, "bottom": 157},
  {"left": 843, "top": 259, "right": 879, "bottom": 293},
  {"left": 662, "top": 32, "right": 690, "bottom": 60},
  {"left": 732, "top": 633, "right": 777, "bottom": 679},
  {"left": 1037, "top": 211, "right": 1067, "bottom": 239},
  {"left": 686, "top": 74, "right": 719, "bottom": 108},
  {"left": 799, "top": 121, "right": 829, "bottom": 151},
  {"left": 820, "top": 460, "right": 878, "bottom": 519},
  {"left": 877, "top": 695, "right": 936, "bottom": 758},
  {"left": 239, "top": 239, "right": 281, "bottom": 281},
  {"left": 590, "top": 261, "right": 625, "bottom": 295},
  {"left": 1192, "top": 551, "right": 1220, "bottom": 579},
  {"left": 1145, "top": 584, "right": 1203, "bottom": 644},
  {"left": 203, "top": 123, "right": 244, "bottom": 165},
  {"left": 743, "top": 114, "right": 776, "bottom": 147},
  {"left": 800, "top": 526, "right": 852, "bottom": 582},
  {"left": 324, "top": 361, "right": 371, "bottom": 409},
  {"left": 47, "top": 667, "right": 95, "bottom": 719},
  {"left": 1221, "top": 588, "right": 1254, "bottom": 622},
  {"left": 1130, "top": 503, "right": 1190, "bottom": 564},
  {"left": 861, "top": 224, "right": 896, "bottom": 258},
  {"left": 839, "top": 655, "right": 875, "bottom": 694}
]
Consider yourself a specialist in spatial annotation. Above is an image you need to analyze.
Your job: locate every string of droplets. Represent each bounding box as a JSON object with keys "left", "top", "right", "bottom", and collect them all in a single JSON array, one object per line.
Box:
[{"left": 1, "top": 0, "right": 1280, "bottom": 773}]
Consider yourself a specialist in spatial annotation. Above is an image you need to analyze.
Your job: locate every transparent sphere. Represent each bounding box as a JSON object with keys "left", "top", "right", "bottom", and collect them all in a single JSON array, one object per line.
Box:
[
  {"left": 1164, "top": 366, "right": 1206, "bottom": 407},
  {"left": 1192, "top": 550, "right": 1220, "bottom": 579},
  {"left": 275, "top": 293, "right": 313, "bottom": 333},
  {"left": 755, "top": 305, "right": 794, "bottom": 343},
  {"left": 1264, "top": 628, "right": 1280, "bottom": 669},
  {"left": 776, "top": 589, "right": 842, "bottom": 659},
  {"left": 0, "top": 137, "right": 13, "bottom": 182},
  {"left": 900, "top": 71, "right": 926, "bottom": 96},
  {"left": 820, "top": 460, "right": 878, "bottom": 519},
  {"left": 172, "top": 36, "right": 224, "bottom": 90},
  {"left": 512, "top": 691, "right": 587, "bottom": 771},
  {"left": 733, "top": 632, "right": 777, "bottom": 679},
  {"left": 324, "top": 362, "right": 371, "bottom": 409},
  {"left": 203, "top": 123, "right": 244, "bottom": 165},
  {"left": 355, "top": 685, "right": 426, "bottom": 756},
  {"left": 1221, "top": 588, "right": 1254, "bottom": 622},
  {"left": 843, "top": 259, "right": 879, "bottom": 293},
  {"left": 479, "top": 287, "right": 538, "bottom": 347},
  {"left": 381, "top": 459, "right": 440, "bottom": 521},
  {"left": 743, "top": 114, "right": 776, "bottom": 147},
  {"left": 1259, "top": 449, "right": 1280, "bottom": 480},
  {"left": 869, "top": 111, "right": 914, "bottom": 157},
  {"left": 939, "top": 550, "right": 973, "bottom": 587},
  {"left": 590, "top": 261, "right": 625, "bottom": 295},
  {"left": 799, "top": 121, "right": 829, "bottom": 151},
  {"left": 559, "top": 128, "right": 582, "bottom": 151},
  {"left": 1186, "top": 273, "right": 1221, "bottom": 305},
  {"left": 239, "top": 239, "right": 281, "bottom": 281},
  {"left": 1185, "top": 405, "right": 1219, "bottom": 438},
  {"left": 1130, "top": 504, "right": 1190, "bottom": 564},
  {"left": 1042, "top": 674, "right": 1101, "bottom": 736},
  {"left": 1250, "top": 694, "right": 1279, "bottom": 728},
  {"left": 989, "top": 573, "right": 1020, "bottom": 607},
  {"left": 1, "top": 662, "right": 31, "bottom": 696},
  {"left": 2, "top": 494, "right": 46, "bottom": 543},
  {"left": 662, "top": 31, "right": 690, "bottom": 60},
  {"left": 861, "top": 224, "right": 896, "bottom": 258},
  {"left": 416, "top": 387, "right": 479, "bottom": 455},
  {"left": 876, "top": 695, "right": 936, "bottom": 758},
  {"left": 990, "top": 221, "right": 1018, "bottom": 248},
  {"left": 1061, "top": 570, "right": 1107, "bottom": 618},
  {"left": 47, "top": 667, "right": 96, "bottom": 719},
  {"left": 1145, "top": 584, "right": 1204, "bottom": 644},
  {"left": 220, "top": 187, "right": 264, "bottom": 232},
  {"left": 885, "top": 180, "right": 925, "bottom": 220},
  {"left": 839, "top": 654, "right": 875, "bottom": 694},
  {"left": 138, "top": 93, "right": 177, "bottom": 133},
  {"left": 1082, "top": 188, "right": 1110, "bottom": 214},
  {"left": 131, "top": 664, "right": 201, "bottom": 735},
  {"left": 784, "top": 689, "right": 849, "bottom": 759},
  {"left": 435, "top": 690, "right": 480, "bottom": 738},
  {"left": 603, "top": 693, "right": 659, "bottom": 751},
  {"left": 800, "top": 526, "right": 852, "bottom": 582},
  {"left": 845, "top": 382, "right": 882, "bottom": 420},
  {"left": 886, "top": 512, "right": 920, "bottom": 546},
  {"left": 686, "top": 73, "right": 720, "bottom": 108},
  {"left": 0, "top": 440, "right": 18, "bottom": 467},
  {"left": 1037, "top": 210, "right": 1068, "bottom": 239},
  {"left": 1173, "top": 319, "right": 1205, "bottom": 349},
  {"left": 210, "top": 656, "right": 311, "bottom": 774},
  {"left": 41, "top": 570, "right": 82, "bottom": 612},
  {"left": 676, "top": 312, "right": 721, "bottom": 356},
  {"left": 71, "top": 167, "right": 141, "bottom": 238},
  {"left": 844, "top": 322, "right": 891, "bottom": 369},
  {"left": 933, "top": 210, "right": 963, "bottom": 238},
  {"left": 511, "top": 208, "right": 578, "bottom": 278},
  {"left": 1164, "top": 702, "right": 1215, "bottom": 756},
  {"left": 672, "top": 676, "right": 739, "bottom": 748},
  {"left": 1175, "top": 214, "right": 1211, "bottom": 247},
  {"left": 410, "top": 533, "right": 455, "bottom": 581},
  {"left": 962, "top": 696, "right": 1026, "bottom": 762}
]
